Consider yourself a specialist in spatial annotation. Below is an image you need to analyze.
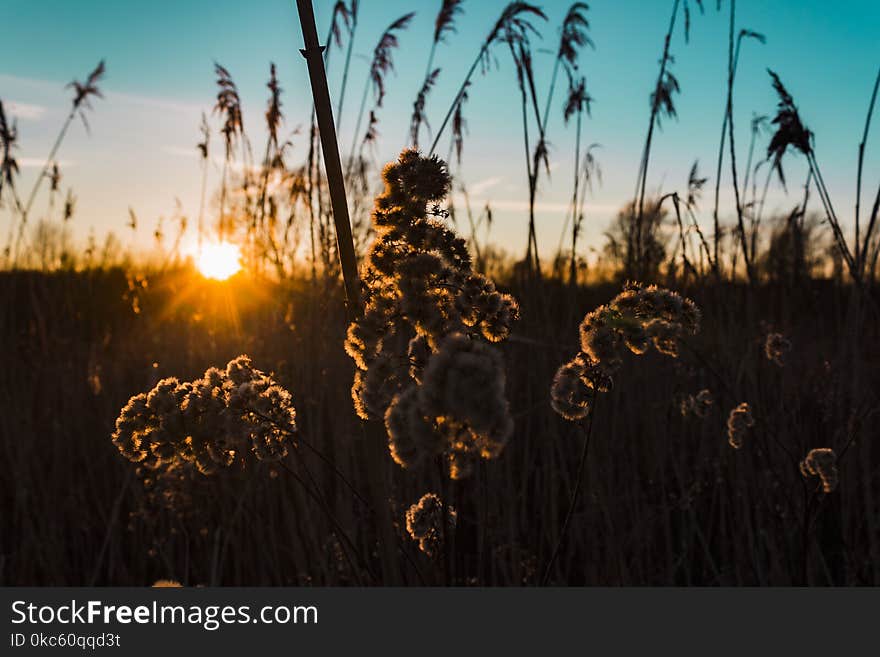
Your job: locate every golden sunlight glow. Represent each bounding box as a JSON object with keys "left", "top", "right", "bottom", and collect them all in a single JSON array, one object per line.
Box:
[{"left": 196, "top": 242, "right": 242, "bottom": 280}]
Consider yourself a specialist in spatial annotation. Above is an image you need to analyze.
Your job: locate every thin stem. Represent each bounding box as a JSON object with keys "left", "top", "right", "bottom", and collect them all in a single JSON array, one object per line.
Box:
[
  {"left": 280, "top": 460, "right": 371, "bottom": 584},
  {"left": 430, "top": 50, "right": 485, "bottom": 156},
  {"left": 634, "top": 0, "right": 680, "bottom": 278},
  {"left": 569, "top": 109, "right": 582, "bottom": 285},
  {"left": 335, "top": 6, "right": 358, "bottom": 130},
  {"left": 541, "top": 401, "right": 598, "bottom": 585},
  {"left": 857, "top": 65, "right": 880, "bottom": 277}
]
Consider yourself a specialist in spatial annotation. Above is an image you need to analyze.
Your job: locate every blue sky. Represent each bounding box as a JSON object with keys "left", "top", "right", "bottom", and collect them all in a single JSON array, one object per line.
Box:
[{"left": 2, "top": 0, "right": 879, "bottom": 261}]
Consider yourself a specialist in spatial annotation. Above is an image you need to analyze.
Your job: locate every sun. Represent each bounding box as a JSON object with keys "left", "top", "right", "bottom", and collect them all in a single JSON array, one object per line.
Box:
[{"left": 196, "top": 242, "right": 242, "bottom": 280}]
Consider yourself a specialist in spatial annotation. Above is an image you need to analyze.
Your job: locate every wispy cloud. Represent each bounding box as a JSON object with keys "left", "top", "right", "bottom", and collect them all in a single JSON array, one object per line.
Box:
[
  {"left": 0, "top": 73, "right": 204, "bottom": 116},
  {"left": 18, "top": 157, "right": 75, "bottom": 168},
  {"left": 6, "top": 101, "right": 47, "bottom": 121},
  {"left": 450, "top": 194, "right": 619, "bottom": 215},
  {"left": 161, "top": 145, "right": 257, "bottom": 173},
  {"left": 468, "top": 176, "right": 503, "bottom": 196},
  {"left": 106, "top": 91, "right": 203, "bottom": 116}
]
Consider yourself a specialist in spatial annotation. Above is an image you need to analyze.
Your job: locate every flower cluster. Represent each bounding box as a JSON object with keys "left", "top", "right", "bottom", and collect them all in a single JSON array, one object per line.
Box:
[
  {"left": 405, "top": 493, "right": 456, "bottom": 557},
  {"left": 726, "top": 402, "right": 754, "bottom": 449},
  {"left": 680, "top": 389, "right": 714, "bottom": 418},
  {"left": 799, "top": 448, "right": 838, "bottom": 493},
  {"left": 112, "top": 356, "right": 296, "bottom": 474},
  {"left": 551, "top": 283, "right": 700, "bottom": 420},
  {"left": 345, "top": 150, "right": 518, "bottom": 479},
  {"left": 764, "top": 332, "right": 792, "bottom": 366}
]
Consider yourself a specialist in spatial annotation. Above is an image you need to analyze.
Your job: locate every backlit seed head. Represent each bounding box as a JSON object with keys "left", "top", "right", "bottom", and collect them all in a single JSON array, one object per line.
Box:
[
  {"left": 405, "top": 492, "right": 456, "bottom": 557},
  {"left": 800, "top": 448, "right": 838, "bottom": 493},
  {"left": 765, "top": 332, "right": 792, "bottom": 366},
  {"left": 550, "top": 360, "right": 593, "bottom": 421},
  {"left": 346, "top": 151, "right": 518, "bottom": 478},
  {"left": 112, "top": 356, "right": 297, "bottom": 474},
  {"left": 681, "top": 388, "right": 714, "bottom": 418},
  {"left": 726, "top": 402, "right": 755, "bottom": 449},
  {"left": 554, "top": 283, "right": 699, "bottom": 421}
]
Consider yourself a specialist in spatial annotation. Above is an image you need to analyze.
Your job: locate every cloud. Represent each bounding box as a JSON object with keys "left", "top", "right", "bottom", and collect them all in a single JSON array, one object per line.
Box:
[
  {"left": 6, "top": 101, "right": 47, "bottom": 121},
  {"left": 161, "top": 145, "right": 258, "bottom": 173},
  {"left": 0, "top": 73, "right": 203, "bottom": 116},
  {"left": 450, "top": 194, "right": 619, "bottom": 216},
  {"left": 106, "top": 91, "right": 203, "bottom": 116},
  {"left": 161, "top": 145, "right": 199, "bottom": 159},
  {"left": 467, "top": 176, "right": 503, "bottom": 195},
  {"left": 18, "top": 157, "right": 75, "bottom": 168}
]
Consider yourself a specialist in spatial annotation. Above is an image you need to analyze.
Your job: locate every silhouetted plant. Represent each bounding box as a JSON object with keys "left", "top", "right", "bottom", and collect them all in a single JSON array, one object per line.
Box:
[
  {"left": 409, "top": 0, "right": 465, "bottom": 149},
  {"left": 767, "top": 70, "right": 857, "bottom": 281},
  {"left": 429, "top": 2, "right": 546, "bottom": 156},
  {"left": 345, "top": 150, "right": 519, "bottom": 479},
  {"left": 213, "top": 62, "right": 245, "bottom": 241},
  {"left": 346, "top": 12, "right": 415, "bottom": 180},
  {"left": 13, "top": 60, "right": 105, "bottom": 263},
  {"left": 712, "top": 2, "right": 765, "bottom": 282}
]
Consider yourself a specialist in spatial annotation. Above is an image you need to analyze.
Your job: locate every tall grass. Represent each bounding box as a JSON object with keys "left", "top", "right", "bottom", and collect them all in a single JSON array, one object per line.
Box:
[{"left": 1, "top": 1, "right": 879, "bottom": 587}]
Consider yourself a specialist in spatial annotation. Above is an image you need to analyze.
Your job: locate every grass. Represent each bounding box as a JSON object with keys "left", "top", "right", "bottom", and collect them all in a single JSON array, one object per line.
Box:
[
  {"left": 0, "top": 267, "right": 877, "bottom": 585},
  {"left": 1, "top": 0, "right": 879, "bottom": 587}
]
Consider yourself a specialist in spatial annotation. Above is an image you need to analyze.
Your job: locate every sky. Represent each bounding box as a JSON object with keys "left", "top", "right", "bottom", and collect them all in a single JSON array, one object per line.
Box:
[{"left": 2, "top": 0, "right": 879, "bottom": 262}]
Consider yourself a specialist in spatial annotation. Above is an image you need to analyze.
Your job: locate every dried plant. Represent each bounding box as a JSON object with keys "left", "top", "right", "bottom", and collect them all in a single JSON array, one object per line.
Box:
[
  {"left": 451, "top": 83, "right": 469, "bottom": 165},
  {"left": 551, "top": 283, "right": 700, "bottom": 420},
  {"left": 12, "top": 60, "right": 105, "bottom": 263},
  {"left": 545, "top": 282, "right": 699, "bottom": 584},
  {"left": 196, "top": 112, "right": 210, "bottom": 249},
  {"left": 213, "top": 62, "right": 245, "bottom": 239},
  {"left": 856, "top": 66, "right": 880, "bottom": 279},
  {"left": 410, "top": 68, "right": 441, "bottom": 149},
  {"left": 346, "top": 12, "right": 415, "bottom": 178},
  {"left": 68, "top": 59, "right": 106, "bottom": 131},
  {"left": 429, "top": 2, "right": 546, "bottom": 156},
  {"left": 799, "top": 448, "right": 839, "bottom": 494},
  {"left": 405, "top": 492, "right": 456, "bottom": 556},
  {"left": 767, "top": 70, "right": 857, "bottom": 281},
  {"left": 680, "top": 389, "right": 714, "bottom": 418},
  {"left": 631, "top": 1, "right": 683, "bottom": 278},
  {"left": 506, "top": 33, "right": 548, "bottom": 274},
  {"left": 0, "top": 100, "right": 19, "bottom": 205},
  {"left": 764, "top": 332, "right": 791, "bottom": 366},
  {"left": 213, "top": 62, "right": 244, "bottom": 162},
  {"left": 334, "top": 0, "right": 359, "bottom": 124},
  {"left": 632, "top": 0, "right": 714, "bottom": 278},
  {"left": 345, "top": 150, "right": 519, "bottom": 479},
  {"left": 767, "top": 71, "right": 812, "bottom": 188},
  {"left": 409, "top": 0, "right": 465, "bottom": 149},
  {"left": 327, "top": 0, "right": 352, "bottom": 49},
  {"left": 725, "top": 402, "right": 754, "bottom": 449},
  {"left": 711, "top": 7, "right": 766, "bottom": 282},
  {"left": 112, "top": 356, "right": 296, "bottom": 474},
  {"left": 562, "top": 73, "right": 596, "bottom": 284}
]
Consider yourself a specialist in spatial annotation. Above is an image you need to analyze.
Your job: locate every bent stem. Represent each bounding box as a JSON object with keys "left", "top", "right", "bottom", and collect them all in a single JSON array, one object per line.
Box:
[{"left": 541, "top": 399, "right": 598, "bottom": 585}]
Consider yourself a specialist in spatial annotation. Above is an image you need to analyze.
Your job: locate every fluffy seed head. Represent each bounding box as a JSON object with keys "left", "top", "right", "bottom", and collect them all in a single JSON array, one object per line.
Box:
[
  {"left": 112, "top": 356, "right": 296, "bottom": 473},
  {"left": 405, "top": 492, "right": 456, "bottom": 556},
  {"left": 346, "top": 151, "right": 518, "bottom": 478},
  {"left": 765, "top": 332, "right": 792, "bottom": 366},
  {"left": 800, "top": 448, "right": 838, "bottom": 493},
  {"left": 726, "top": 402, "right": 755, "bottom": 449},
  {"left": 553, "top": 283, "right": 700, "bottom": 421}
]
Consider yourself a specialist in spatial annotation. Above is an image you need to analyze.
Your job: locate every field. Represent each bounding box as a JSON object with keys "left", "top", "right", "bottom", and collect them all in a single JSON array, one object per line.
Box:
[{"left": 1, "top": 0, "right": 879, "bottom": 586}]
